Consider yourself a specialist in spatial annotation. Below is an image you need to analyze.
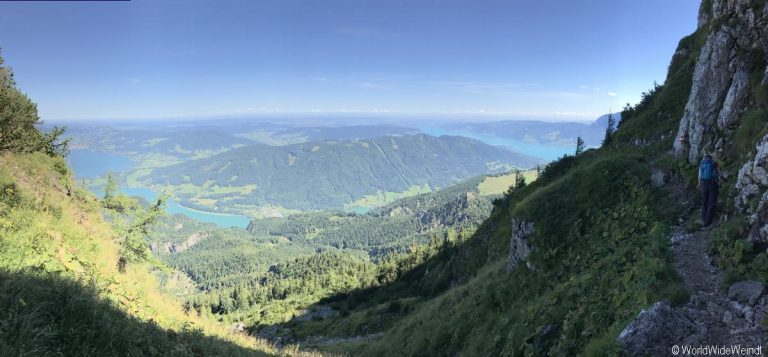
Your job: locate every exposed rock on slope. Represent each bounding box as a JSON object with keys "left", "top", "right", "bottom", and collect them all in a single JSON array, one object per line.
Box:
[
  {"left": 736, "top": 136, "right": 768, "bottom": 243},
  {"left": 618, "top": 301, "right": 702, "bottom": 356},
  {"left": 673, "top": 0, "right": 768, "bottom": 163},
  {"left": 506, "top": 218, "right": 535, "bottom": 272}
]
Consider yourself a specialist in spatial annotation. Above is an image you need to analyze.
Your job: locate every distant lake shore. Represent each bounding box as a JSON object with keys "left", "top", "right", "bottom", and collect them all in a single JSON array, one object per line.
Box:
[{"left": 68, "top": 149, "right": 251, "bottom": 229}]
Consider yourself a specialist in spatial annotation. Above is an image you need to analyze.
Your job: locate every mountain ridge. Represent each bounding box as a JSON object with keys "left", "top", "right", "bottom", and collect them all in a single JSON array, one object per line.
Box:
[{"left": 143, "top": 133, "right": 541, "bottom": 211}]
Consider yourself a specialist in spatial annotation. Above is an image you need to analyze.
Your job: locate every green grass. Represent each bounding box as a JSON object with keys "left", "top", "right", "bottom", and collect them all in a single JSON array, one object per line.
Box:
[
  {"left": 0, "top": 152, "right": 283, "bottom": 356},
  {"left": 477, "top": 170, "right": 538, "bottom": 196},
  {"left": 711, "top": 215, "right": 768, "bottom": 287},
  {"left": 0, "top": 269, "right": 268, "bottom": 357},
  {"left": 731, "top": 109, "right": 768, "bottom": 162}
]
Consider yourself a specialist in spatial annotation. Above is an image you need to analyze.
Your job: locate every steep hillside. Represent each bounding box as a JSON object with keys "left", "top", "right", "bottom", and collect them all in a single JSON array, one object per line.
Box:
[
  {"left": 0, "top": 56, "right": 284, "bottom": 356},
  {"left": 143, "top": 134, "right": 540, "bottom": 210},
  {"left": 273, "top": 150, "right": 686, "bottom": 355},
  {"left": 272, "top": 0, "right": 768, "bottom": 355},
  {"left": 0, "top": 152, "right": 285, "bottom": 356}
]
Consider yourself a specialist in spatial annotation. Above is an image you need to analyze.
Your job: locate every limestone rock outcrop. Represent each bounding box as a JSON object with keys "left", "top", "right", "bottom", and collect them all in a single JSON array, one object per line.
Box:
[
  {"left": 673, "top": 0, "right": 768, "bottom": 163},
  {"left": 618, "top": 301, "right": 702, "bottom": 357},
  {"left": 736, "top": 136, "right": 768, "bottom": 242},
  {"left": 506, "top": 218, "right": 535, "bottom": 272}
]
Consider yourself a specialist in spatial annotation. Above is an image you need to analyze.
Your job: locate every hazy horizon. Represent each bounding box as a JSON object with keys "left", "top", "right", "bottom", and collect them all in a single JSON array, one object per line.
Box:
[{"left": 2, "top": 0, "right": 698, "bottom": 122}]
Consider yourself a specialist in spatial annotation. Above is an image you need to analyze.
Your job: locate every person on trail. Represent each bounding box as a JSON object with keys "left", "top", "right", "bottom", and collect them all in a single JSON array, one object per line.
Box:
[{"left": 698, "top": 154, "right": 720, "bottom": 226}]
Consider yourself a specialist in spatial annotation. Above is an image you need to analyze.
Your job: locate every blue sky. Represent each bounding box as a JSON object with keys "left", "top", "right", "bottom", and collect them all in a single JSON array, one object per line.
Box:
[{"left": 0, "top": 0, "right": 700, "bottom": 122}]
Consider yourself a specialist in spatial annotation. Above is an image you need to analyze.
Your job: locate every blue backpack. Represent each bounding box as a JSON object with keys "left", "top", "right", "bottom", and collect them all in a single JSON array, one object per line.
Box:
[{"left": 700, "top": 159, "right": 717, "bottom": 181}]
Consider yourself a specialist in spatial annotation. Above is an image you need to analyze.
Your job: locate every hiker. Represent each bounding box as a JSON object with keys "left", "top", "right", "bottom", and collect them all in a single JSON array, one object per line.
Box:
[{"left": 698, "top": 154, "right": 720, "bottom": 226}]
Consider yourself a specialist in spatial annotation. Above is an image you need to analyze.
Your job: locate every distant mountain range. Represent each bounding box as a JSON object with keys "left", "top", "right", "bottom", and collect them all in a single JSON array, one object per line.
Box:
[
  {"left": 63, "top": 122, "right": 421, "bottom": 157},
  {"left": 61, "top": 114, "right": 616, "bottom": 212},
  {"left": 441, "top": 113, "right": 622, "bottom": 147},
  {"left": 59, "top": 113, "right": 618, "bottom": 164},
  {"left": 143, "top": 134, "right": 540, "bottom": 210}
]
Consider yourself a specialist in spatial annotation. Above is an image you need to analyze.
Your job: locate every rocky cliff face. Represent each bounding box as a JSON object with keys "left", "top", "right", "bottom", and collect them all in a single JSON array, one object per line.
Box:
[
  {"left": 673, "top": 0, "right": 768, "bottom": 163},
  {"left": 673, "top": 0, "right": 768, "bottom": 243},
  {"left": 506, "top": 218, "right": 535, "bottom": 272},
  {"left": 736, "top": 136, "right": 768, "bottom": 243}
]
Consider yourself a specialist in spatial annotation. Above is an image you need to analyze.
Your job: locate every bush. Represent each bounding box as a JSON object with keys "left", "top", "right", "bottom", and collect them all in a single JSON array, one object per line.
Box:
[
  {"left": 0, "top": 182, "right": 21, "bottom": 211},
  {"left": 52, "top": 159, "right": 69, "bottom": 177},
  {"left": 539, "top": 154, "right": 576, "bottom": 183}
]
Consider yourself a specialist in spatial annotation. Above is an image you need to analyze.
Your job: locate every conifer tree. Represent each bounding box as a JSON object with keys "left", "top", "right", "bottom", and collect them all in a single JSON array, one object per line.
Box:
[
  {"left": 514, "top": 169, "right": 526, "bottom": 189},
  {"left": 0, "top": 52, "right": 68, "bottom": 156},
  {"left": 575, "top": 136, "right": 585, "bottom": 156},
  {"left": 104, "top": 172, "right": 118, "bottom": 200},
  {"left": 602, "top": 112, "right": 616, "bottom": 146}
]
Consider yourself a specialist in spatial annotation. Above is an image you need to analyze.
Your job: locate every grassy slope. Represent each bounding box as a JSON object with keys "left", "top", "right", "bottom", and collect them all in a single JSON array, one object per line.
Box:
[
  {"left": 292, "top": 150, "right": 686, "bottom": 356},
  {"left": 280, "top": 19, "right": 712, "bottom": 357},
  {"left": 0, "top": 152, "right": 282, "bottom": 356}
]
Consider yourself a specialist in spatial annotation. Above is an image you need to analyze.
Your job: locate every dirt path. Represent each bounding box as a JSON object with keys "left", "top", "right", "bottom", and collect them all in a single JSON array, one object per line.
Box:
[
  {"left": 669, "top": 227, "right": 768, "bottom": 346},
  {"left": 670, "top": 228, "right": 723, "bottom": 294}
]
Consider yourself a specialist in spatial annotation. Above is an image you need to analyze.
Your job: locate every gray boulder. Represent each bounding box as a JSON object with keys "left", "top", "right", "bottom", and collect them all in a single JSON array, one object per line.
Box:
[
  {"left": 728, "top": 281, "right": 766, "bottom": 306},
  {"left": 618, "top": 301, "right": 702, "bottom": 357},
  {"left": 650, "top": 167, "right": 669, "bottom": 188}
]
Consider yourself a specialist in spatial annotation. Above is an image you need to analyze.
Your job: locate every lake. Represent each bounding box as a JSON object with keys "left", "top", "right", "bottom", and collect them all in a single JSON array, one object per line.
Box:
[
  {"left": 68, "top": 149, "right": 251, "bottom": 229},
  {"left": 121, "top": 188, "right": 251, "bottom": 229},
  {"left": 67, "top": 150, "right": 135, "bottom": 178},
  {"left": 418, "top": 127, "right": 573, "bottom": 162}
]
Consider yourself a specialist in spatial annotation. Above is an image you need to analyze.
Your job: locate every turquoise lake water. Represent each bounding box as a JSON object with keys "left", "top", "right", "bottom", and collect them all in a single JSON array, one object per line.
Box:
[
  {"left": 69, "top": 149, "right": 251, "bottom": 229},
  {"left": 121, "top": 188, "right": 251, "bottom": 229},
  {"left": 67, "top": 150, "right": 135, "bottom": 178}
]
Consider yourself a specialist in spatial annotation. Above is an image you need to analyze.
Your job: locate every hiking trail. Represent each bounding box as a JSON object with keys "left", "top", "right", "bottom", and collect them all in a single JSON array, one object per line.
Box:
[
  {"left": 619, "top": 167, "right": 768, "bottom": 355},
  {"left": 670, "top": 227, "right": 767, "bottom": 345}
]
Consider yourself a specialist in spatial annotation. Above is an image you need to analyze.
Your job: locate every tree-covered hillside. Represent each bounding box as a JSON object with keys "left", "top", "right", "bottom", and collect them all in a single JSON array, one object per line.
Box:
[
  {"left": 139, "top": 173, "right": 513, "bottom": 329},
  {"left": 244, "top": 176, "right": 495, "bottom": 255},
  {"left": 144, "top": 134, "right": 540, "bottom": 210},
  {"left": 64, "top": 121, "right": 422, "bottom": 160}
]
